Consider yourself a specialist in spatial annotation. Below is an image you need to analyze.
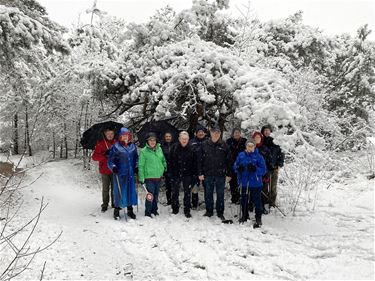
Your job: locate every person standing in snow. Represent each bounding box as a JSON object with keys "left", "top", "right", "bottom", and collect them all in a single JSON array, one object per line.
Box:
[
  {"left": 261, "top": 125, "right": 284, "bottom": 208},
  {"left": 226, "top": 128, "right": 247, "bottom": 204},
  {"left": 234, "top": 139, "right": 267, "bottom": 228},
  {"left": 92, "top": 128, "right": 116, "bottom": 213},
  {"left": 161, "top": 132, "right": 175, "bottom": 206},
  {"left": 197, "top": 124, "right": 232, "bottom": 221},
  {"left": 252, "top": 131, "right": 271, "bottom": 214},
  {"left": 169, "top": 131, "right": 197, "bottom": 218},
  {"left": 107, "top": 128, "right": 138, "bottom": 220},
  {"left": 190, "top": 125, "right": 208, "bottom": 209},
  {"left": 138, "top": 133, "right": 167, "bottom": 217}
]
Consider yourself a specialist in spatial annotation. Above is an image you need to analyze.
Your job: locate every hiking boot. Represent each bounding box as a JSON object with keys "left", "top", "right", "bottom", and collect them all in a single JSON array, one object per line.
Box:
[
  {"left": 203, "top": 211, "right": 213, "bottom": 217},
  {"left": 239, "top": 216, "right": 248, "bottom": 223},
  {"left": 113, "top": 208, "right": 120, "bottom": 220},
  {"left": 152, "top": 211, "right": 159, "bottom": 216},
  {"left": 145, "top": 213, "right": 152, "bottom": 218},
  {"left": 172, "top": 209, "right": 179, "bottom": 215},
  {"left": 127, "top": 210, "right": 136, "bottom": 220},
  {"left": 218, "top": 214, "right": 226, "bottom": 221},
  {"left": 184, "top": 211, "right": 192, "bottom": 218},
  {"left": 263, "top": 209, "right": 269, "bottom": 215},
  {"left": 101, "top": 205, "right": 108, "bottom": 213},
  {"left": 253, "top": 218, "right": 262, "bottom": 228}
]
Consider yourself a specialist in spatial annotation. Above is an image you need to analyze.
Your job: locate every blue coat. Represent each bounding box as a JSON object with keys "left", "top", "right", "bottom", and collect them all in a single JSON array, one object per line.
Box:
[
  {"left": 233, "top": 149, "right": 267, "bottom": 189},
  {"left": 108, "top": 141, "right": 138, "bottom": 208}
]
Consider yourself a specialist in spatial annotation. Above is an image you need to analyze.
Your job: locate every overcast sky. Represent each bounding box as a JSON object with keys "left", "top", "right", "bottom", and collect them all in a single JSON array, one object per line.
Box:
[{"left": 38, "top": 0, "right": 375, "bottom": 40}]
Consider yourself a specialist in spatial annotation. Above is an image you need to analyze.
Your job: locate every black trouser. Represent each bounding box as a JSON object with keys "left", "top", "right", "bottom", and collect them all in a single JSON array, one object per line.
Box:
[
  {"left": 229, "top": 175, "right": 240, "bottom": 203},
  {"left": 192, "top": 178, "right": 205, "bottom": 208},
  {"left": 171, "top": 176, "right": 193, "bottom": 213},
  {"left": 261, "top": 182, "right": 269, "bottom": 209},
  {"left": 241, "top": 188, "right": 262, "bottom": 220},
  {"left": 165, "top": 175, "right": 172, "bottom": 204}
]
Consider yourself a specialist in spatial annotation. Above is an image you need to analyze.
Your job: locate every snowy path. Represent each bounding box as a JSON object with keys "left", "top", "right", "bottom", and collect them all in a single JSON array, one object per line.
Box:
[{"left": 11, "top": 159, "right": 375, "bottom": 280}]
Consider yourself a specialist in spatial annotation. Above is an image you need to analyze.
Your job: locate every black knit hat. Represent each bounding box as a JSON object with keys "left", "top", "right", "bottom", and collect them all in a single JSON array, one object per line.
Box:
[
  {"left": 195, "top": 124, "right": 207, "bottom": 133},
  {"left": 210, "top": 123, "right": 221, "bottom": 132},
  {"left": 147, "top": 132, "right": 157, "bottom": 141},
  {"left": 261, "top": 124, "right": 272, "bottom": 135}
]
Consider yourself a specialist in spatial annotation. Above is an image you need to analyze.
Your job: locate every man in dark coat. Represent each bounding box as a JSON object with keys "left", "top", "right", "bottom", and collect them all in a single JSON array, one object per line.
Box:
[
  {"left": 189, "top": 125, "right": 208, "bottom": 209},
  {"left": 197, "top": 125, "right": 232, "bottom": 221},
  {"left": 92, "top": 128, "right": 116, "bottom": 212},
  {"left": 261, "top": 125, "right": 285, "bottom": 207},
  {"left": 161, "top": 132, "right": 175, "bottom": 205},
  {"left": 226, "top": 128, "right": 247, "bottom": 204},
  {"left": 169, "top": 131, "right": 197, "bottom": 218}
]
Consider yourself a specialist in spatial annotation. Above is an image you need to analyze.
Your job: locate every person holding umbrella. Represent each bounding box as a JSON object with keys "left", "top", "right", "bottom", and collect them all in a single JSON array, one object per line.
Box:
[
  {"left": 107, "top": 128, "right": 138, "bottom": 220},
  {"left": 234, "top": 139, "right": 267, "bottom": 228},
  {"left": 138, "top": 133, "right": 167, "bottom": 217},
  {"left": 92, "top": 128, "right": 116, "bottom": 213}
]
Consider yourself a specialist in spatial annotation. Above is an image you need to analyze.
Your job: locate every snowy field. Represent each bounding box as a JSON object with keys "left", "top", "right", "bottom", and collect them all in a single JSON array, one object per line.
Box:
[{"left": 2, "top": 157, "right": 374, "bottom": 280}]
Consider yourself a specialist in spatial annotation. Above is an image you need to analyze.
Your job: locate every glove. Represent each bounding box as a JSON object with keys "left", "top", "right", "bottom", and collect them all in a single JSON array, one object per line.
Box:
[
  {"left": 112, "top": 166, "right": 119, "bottom": 174},
  {"left": 237, "top": 165, "right": 245, "bottom": 173},
  {"left": 105, "top": 149, "right": 110, "bottom": 156},
  {"left": 247, "top": 163, "right": 256, "bottom": 173}
]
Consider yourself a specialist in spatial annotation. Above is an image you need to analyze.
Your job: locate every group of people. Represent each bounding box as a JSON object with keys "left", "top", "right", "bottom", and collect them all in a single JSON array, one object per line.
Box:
[{"left": 92, "top": 123, "right": 284, "bottom": 228}]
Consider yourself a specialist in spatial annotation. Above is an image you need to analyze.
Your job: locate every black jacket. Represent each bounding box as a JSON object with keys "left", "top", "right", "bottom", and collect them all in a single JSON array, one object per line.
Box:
[
  {"left": 263, "top": 136, "right": 284, "bottom": 170},
  {"left": 226, "top": 137, "right": 247, "bottom": 175},
  {"left": 190, "top": 136, "right": 207, "bottom": 153},
  {"left": 197, "top": 139, "right": 231, "bottom": 177},
  {"left": 257, "top": 144, "right": 272, "bottom": 171},
  {"left": 169, "top": 142, "right": 197, "bottom": 179},
  {"left": 161, "top": 141, "right": 174, "bottom": 175}
]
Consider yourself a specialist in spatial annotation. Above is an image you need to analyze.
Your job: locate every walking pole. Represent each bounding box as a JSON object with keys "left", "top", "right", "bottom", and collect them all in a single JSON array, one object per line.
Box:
[
  {"left": 135, "top": 176, "right": 139, "bottom": 213},
  {"left": 115, "top": 174, "right": 127, "bottom": 221},
  {"left": 237, "top": 171, "right": 242, "bottom": 223},
  {"left": 261, "top": 191, "right": 286, "bottom": 217}
]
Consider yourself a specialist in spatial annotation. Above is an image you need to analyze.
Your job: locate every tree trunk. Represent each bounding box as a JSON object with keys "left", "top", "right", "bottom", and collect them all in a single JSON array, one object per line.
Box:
[
  {"left": 64, "top": 122, "right": 68, "bottom": 159},
  {"left": 60, "top": 140, "right": 63, "bottom": 158},
  {"left": 84, "top": 101, "right": 89, "bottom": 130},
  {"left": 52, "top": 131, "right": 56, "bottom": 159},
  {"left": 74, "top": 104, "right": 84, "bottom": 158},
  {"left": 25, "top": 104, "right": 32, "bottom": 156},
  {"left": 13, "top": 113, "right": 19, "bottom": 155}
]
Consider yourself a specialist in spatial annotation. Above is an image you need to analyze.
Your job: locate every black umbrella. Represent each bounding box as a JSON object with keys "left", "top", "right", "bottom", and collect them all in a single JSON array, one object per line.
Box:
[
  {"left": 80, "top": 121, "right": 123, "bottom": 150},
  {"left": 137, "top": 120, "right": 179, "bottom": 147}
]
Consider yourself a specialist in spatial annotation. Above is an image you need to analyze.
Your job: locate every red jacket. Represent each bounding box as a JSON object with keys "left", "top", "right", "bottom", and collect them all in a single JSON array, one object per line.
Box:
[{"left": 92, "top": 138, "right": 116, "bottom": 175}]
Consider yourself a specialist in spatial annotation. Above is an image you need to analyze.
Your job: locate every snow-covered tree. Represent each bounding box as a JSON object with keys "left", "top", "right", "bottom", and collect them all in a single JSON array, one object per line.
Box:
[
  {"left": 0, "top": 0, "right": 69, "bottom": 155},
  {"left": 324, "top": 25, "right": 375, "bottom": 143}
]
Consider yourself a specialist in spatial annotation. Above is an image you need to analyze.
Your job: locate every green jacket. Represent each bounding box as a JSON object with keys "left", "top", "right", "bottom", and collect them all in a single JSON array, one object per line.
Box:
[{"left": 138, "top": 143, "right": 167, "bottom": 183}]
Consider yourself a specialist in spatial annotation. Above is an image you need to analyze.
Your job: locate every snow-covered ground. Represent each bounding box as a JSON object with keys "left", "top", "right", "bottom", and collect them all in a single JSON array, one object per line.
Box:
[{"left": 3, "top": 157, "right": 375, "bottom": 280}]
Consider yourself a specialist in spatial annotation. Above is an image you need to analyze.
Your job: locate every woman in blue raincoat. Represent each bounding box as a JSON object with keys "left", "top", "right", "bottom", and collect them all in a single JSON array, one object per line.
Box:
[
  {"left": 234, "top": 139, "right": 267, "bottom": 228},
  {"left": 108, "top": 128, "right": 138, "bottom": 220}
]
